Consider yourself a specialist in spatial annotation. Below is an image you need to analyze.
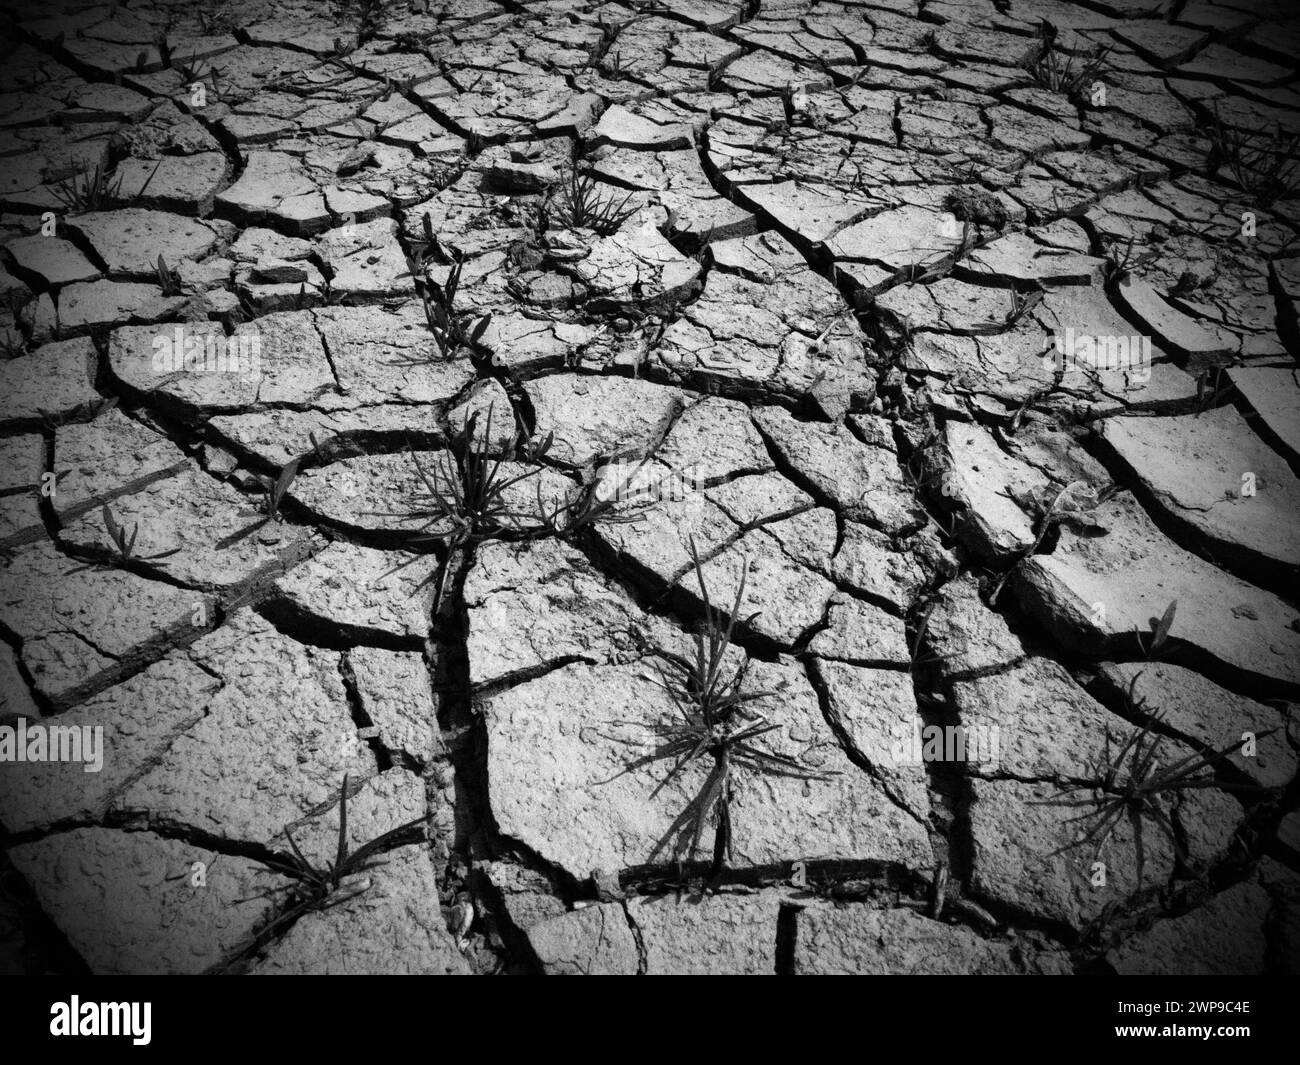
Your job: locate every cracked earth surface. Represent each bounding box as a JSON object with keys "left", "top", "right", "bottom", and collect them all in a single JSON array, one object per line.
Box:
[{"left": 0, "top": 0, "right": 1298, "bottom": 975}]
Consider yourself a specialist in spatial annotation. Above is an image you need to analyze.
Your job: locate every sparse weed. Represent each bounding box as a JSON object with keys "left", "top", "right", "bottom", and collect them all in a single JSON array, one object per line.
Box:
[
  {"left": 1025, "top": 22, "right": 1110, "bottom": 102},
  {"left": 225, "top": 774, "right": 428, "bottom": 969},
  {"left": 1100, "top": 233, "right": 1158, "bottom": 285},
  {"left": 51, "top": 163, "right": 122, "bottom": 213},
  {"left": 536, "top": 458, "right": 655, "bottom": 538},
  {"left": 1134, "top": 599, "right": 1176, "bottom": 659},
  {"left": 53, "top": 158, "right": 162, "bottom": 214},
  {"left": 1003, "top": 285, "right": 1042, "bottom": 327},
  {"left": 155, "top": 255, "right": 183, "bottom": 296},
  {"left": 0, "top": 327, "right": 26, "bottom": 359},
  {"left": 332, "top": 0, "right": 387, "bottom": 48},
  {"left": 196, "top": 2, "right": 234, "bottom": 34},
  {"left": 1207, "top": 105, "right": 1300, "bottom": 207},
  {"left": 1036, "top": 675, "right": 1275, "bottom": 883},
  {"left": 217, "top": 452, "right": 304, "bottom": 549},
  {"left": 67, "top": 504, "right": 180, "bottom": 572},
  {"left": 1193, "top": 366, "right": 1233, "bottom": 414},
  {"left": 176, "top": 53, "right": 223, "bottom": 101},
  {"left": 548, "top": 169, "right": 637, "bottom": 235},
  {"left": 402, "top": 230, "right": 493, "bottom": 362},
  {"left": 625, "top": 542, "right": 836, "bottom": 874},
  {"left": 377, "top": 405, "right": 552, "bottom": 550},
  {"left": 603, "top": 47, "right": 628, "bottom": 79}
]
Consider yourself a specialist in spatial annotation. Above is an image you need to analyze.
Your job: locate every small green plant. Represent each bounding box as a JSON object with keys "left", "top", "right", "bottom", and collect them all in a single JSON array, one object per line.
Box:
[
  {"left": 402, "top": 244, "right": 492, "bottom": 362},
  {"left": 261, "top": 454, "right": 303, "bottom": 523},
  {"left": 548, "top": 169, "right": 637, "bottom": 235},
  {"left": 1003, "top": 285, "right": 1042, "bottom": 327},
  {"left": 332, "top": 0, "right": 387, "bottom": 48},
  {"left": 176, "top": 53, "right": 222, "bottom": 101},
  {"left": 407, "top": 211, "right": 442, "bottom": 269},
  {"left": 175, "top": 52, "right": 206, "bottom": 83},
  {"left": 536, "top": 458, "right": 655, "bottom": 538},
  {"left": 226, "top": 774, "right": 428, "bottom": 968},
  {"left": 630, "top": 542, "right": 836, "bottom": 873},
  {"left": 74, "top": 504, "right": 180, "bottom": 570},
  {"left": 155, "top": 255, "right": 183, "bottom": 296},
  {"left": 1025, "top": 22, "right": 1110, "bottom": 101},
  {"left": 1037, "top": 675, "right": 1274, "bottom": 883},
  {"left": 378, "top": 405, "right": 552, "bottom": 550},
  {"left": 51, "top": 163, "right": 122, "bottom": 213},
  {"left": 373, "top": 407, "right": 551, "bottom": 608},
  {"left": 217, "top": 453, "right": 303, "bottom": 549},
  {"left": 1135, "top": 599, "right": 1176, "bottom": 659},
  {"left": 973, "top": 286, "right": 1042, "bottom": 332},
  {"left": 53, "top": 158, "right": 162, "bottom": 214},
  {"left": 196, "top": 2, "right": 233, "bottom": 34},
  {"left": 1100, "top": 233, "right": 1157, "bottom": 285},
  {"left": 103, "top": 504, "right": 140, "bottom": 562},
  {"left": 1207, "top": 105, "right": 1300, "bottom": 207},
  {"left": 602, "top": 47, "right": 628, "bottom": 78}
]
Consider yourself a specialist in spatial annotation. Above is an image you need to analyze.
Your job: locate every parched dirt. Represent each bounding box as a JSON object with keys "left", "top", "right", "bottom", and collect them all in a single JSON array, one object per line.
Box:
[{"left": 0, "top": 0, "right": 1298, "bottom": 976}]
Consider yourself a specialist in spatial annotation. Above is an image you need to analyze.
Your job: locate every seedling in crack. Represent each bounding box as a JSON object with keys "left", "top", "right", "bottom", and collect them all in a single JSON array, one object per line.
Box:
[
  {"left": 548, "top": 169, "right": 637, "bottom": 235},
  {"left": 155, "top": 255, "right": 183, "bottom": 296},
  {"left": 53, "top": 159, "right": 162, "bottom": 215},
  {"left": 225, "top": 774, "right": 428, "bottom": 969},
  {"left": 52, "top": 163, "right": 123, "bottom": 214},
  {"left": 535, "top": 457, "right": 657, "bottom": 538},
  {"left": 620, "top": 542, "right": 836, "bottom": 875},
  {"left": 176, "top": 52, "right": 222, "bottom": 100},
  {"left": 371, "top": 406, "right": 552, "bottom": 605},
  {"left": 343, "top": 0, "right": 387, "bottom": 47},
  {"left": 379, "top": 406, "right": 551, "bottom": 548},
  {"left": 1024, "top": 21, "right": 1110, "bottom": 102},
  {"left": 1135, "top": 599, "right": 1176, "bottom": 659},
  {"left": 216, "top": 453, "right": 304, "bottom": 550},
  {"left": 196, "top": 2, "right": 233, "bottom": 34},
  {"left": 1207, "top": 104, "right": 1300, "bottom": 207},
  {"left": 1193, "top": 367, "right": 1233, "bottom": 414},
  {"left": 1036, "top": 675, "right": 1276, "bottom": 884},
  {"left": 602, "top": 47, "right": 629, "bottom": 79},
  {"left": 1003, "top": 285, "right": 1041, "bottom": 327},
  {"left": 1100, "top": 233, "right": 1157, "bottom": 286},
  {"left": 400, "top": 245, "right": 493, "bottom": 363},
  {"left": 0, "top": 329, "right": 27, "bottom": 359},
  {"left": 75, "top": 504, "right": 180, "bottom": 570}
]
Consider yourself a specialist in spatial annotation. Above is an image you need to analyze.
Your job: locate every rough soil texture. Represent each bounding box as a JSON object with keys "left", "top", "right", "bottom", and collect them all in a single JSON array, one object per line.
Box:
[{"left": 0, "top": 0, "right": 1298, "bottom": 975}]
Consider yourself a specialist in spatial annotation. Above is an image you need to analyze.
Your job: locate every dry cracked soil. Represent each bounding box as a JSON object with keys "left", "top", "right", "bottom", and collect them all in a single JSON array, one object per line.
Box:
[{"left": 0, "top": 0, "right": 1298, "bottom": 976}]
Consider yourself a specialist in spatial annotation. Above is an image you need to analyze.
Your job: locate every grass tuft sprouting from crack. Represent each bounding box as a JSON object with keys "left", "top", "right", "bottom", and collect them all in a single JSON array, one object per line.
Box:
[
  {"left": 1035, "top": 675, "right": 1276, "bottom": 884},
  {"left": 618, "top": 542, "right": 836, "bottom": 877},
  {"left": 155, "top": 255, "right": 183, "bottom": 296},
  {"left": 988, "top": 480, "right": 1117, "bottom": 605},
  {"left": 535, "top": 456, "right": 659, "bottom": 538},
  {"left": 385, "top": 406, "right": 551, "bottom": 547},
  {"left": 51, "top": 163, "right": 122, "bottom": 213},
  {"left": 400, "top": 229, "right": 493, "bottom": 363},
  {"left": 67, "top": 505, "right": 179, "bottom": 572},
  {"left": 1207, "top": 104, "right": 1300, "bottom": 207},
  {"left": 372, "top": 404, "right": 553, "bottom": 606},
  {"left": 1024, "top": 20, "right": 1110, "bottom": 102},
  {"left": 548, "top": 169, "right": 637, "bottom": 235},
  {"left": 221, "top": 774, "right": 428, "bottom": 970}
]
